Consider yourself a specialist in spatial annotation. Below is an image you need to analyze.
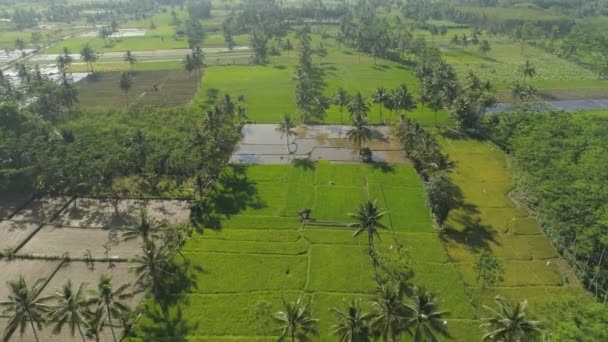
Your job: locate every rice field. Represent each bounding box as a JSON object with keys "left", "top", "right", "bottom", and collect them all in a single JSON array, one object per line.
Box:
[{"left": 132, "top": 162, "right": 481, "bottom": 341}]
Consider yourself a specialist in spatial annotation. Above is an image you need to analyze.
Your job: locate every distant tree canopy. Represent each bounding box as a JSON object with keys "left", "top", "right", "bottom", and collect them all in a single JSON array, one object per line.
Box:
[
  {"left": 187, "top": 0, "right": 212, "bottom": 20},
  {"left": 490, "top": 109, "right": 608, "bottom": 302}
]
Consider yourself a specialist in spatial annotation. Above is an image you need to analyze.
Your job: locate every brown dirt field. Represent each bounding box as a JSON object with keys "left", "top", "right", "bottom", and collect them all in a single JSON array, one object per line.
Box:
[
  {"left": 0, "top": 221, "right": 41, "bottom": 252},
  {"left": 0, "top": 260, "right": 62, "bottom": 301},
  {"left": 9, "top": 197, "right": 71, "bottom": 223},
  {"left": 76, "top": 70, "right": 200, "bottom": 109},
  {"left": 0, "top": 317, "right": 121, "bottom": 342},
  {"left": 53, "top": 198, "right": 191, "bottom": 228},
  {"left": 17, "top": 225, "right": 142, "bottom": 259},
  {"left": 0, "top": 194, "right": 31, "bottom": 220},
  {"left": 41, "top": 261, "right": 143, "bottom": 309}
]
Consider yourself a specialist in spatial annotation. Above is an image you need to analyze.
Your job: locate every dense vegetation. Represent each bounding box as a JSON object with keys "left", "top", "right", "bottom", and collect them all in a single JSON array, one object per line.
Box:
[{"left": 490, "top": 109, "right": 608, "bottom": 302}]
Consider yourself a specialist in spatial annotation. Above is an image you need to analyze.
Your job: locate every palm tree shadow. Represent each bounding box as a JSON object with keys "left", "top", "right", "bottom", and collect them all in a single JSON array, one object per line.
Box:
[
  {"left": 441, "top": 210, "right": 499, "bottom": 252},
  {"left": 292, "top": 158, "right": 317, "bottom": 170},
  {"left": 370, "top": 162, "right": 395, "bottom": 173},
  {"left": 137, "top": 305, "right": 199, "bottom": 341}
]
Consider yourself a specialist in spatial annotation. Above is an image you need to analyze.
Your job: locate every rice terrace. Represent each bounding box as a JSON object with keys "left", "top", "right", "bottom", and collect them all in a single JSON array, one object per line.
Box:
[{"left": 1, "top": 0, "right": 608, "bottom": 341}]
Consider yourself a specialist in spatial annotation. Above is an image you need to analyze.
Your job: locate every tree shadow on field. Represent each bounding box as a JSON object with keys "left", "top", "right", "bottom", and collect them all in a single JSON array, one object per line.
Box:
[
  {"left": 439, "top": 181, "right": 499, "bottom": 252},
  {"left": 136, "top": 260, "right": 203, "bottom": 340},
  {"left": 292, "top": 158, "right": 317, "bottom": 170},
  {"left": 370, "top": 162, "right": 395, "bottom": 173},
  {"left": 190, "top": 165, "right": 265, "bottom": 231}
]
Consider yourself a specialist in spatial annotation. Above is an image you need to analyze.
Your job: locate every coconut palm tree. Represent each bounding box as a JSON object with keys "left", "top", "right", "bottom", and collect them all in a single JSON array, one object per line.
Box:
[
  {"left": 330, "top": 299, "right": 372, "bottom": 342},
  {"left": 519, "top": 60, "right": 536, "bottom": 82},
  {"left": 47, "top": 280, "right": 91, "bottom": 342},
  {"left": 404, "top": 286, "right": 449, "bottom": 342},
  {"left": 333, "top": 88, "right": 351, "bottom": 125},
  {"left": 348, "top": 200, "right": 389, "bottom": 253},
  {"left": 130, "top": 239, "right": 172, "bottom": 294},
  {"left": 346, "top": 113, "right": 372, "bottom": 152},
  {"left": 222, "top": 94, "right": 236, "bottom": 116},
  {"left": 90, "top": 275, "right": 132, "bottom": 342},
  {"left": 274, "top": 297, "right": 318, "bottom": 342},
  {"left": 235, "top": 105, "right": 248, "bottom": 126},
  {"left": 481, "top": 296, "right": 543, "bottom": 342},
  {"left": 118, "top": 71, "right": 133, "bottom": 108},
  {"left": 122, "top": 208, "right": 160, "bottom": 244},
  {"left": 80, "top": 44, "right": 98, "bottom": 74},
  {"left": 277, "top": 114, "right": 296, "bottom": 154},
  {"left": 348, "top": 92, "right": 370, "bottom": 119},
  {"left": 84, "top": 308, "right": 104, "bottom": 342},
  {"left": 371, "top": 87, "right": 389, "bottom": 122},
  {"left": 391, "top": 84, "right": 416, "bottom": 121},
  {"left": 123, "top": 50, "right": 137, "bottom": 71},
  {"left": 0, "top": 277, "right": 49, "bottom": 342},
  {"left": 369, "top": 282, "right": 410, "bottom": 342}
]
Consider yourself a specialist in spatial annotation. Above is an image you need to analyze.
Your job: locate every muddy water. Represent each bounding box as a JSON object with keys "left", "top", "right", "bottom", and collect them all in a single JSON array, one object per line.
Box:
[{"left": 232, "top": 124, "right": 408, "bottom": 164}]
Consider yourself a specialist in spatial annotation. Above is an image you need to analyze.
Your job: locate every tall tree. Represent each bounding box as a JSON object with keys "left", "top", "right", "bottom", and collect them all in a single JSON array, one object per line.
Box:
[
  {"left": 122, "top": 208, "right": 160, "bottom": 243},
  {"left": 481, "top": 296, "right": 543, "bottom": 342},
  {"left": 276, "top": 114, "right": 296, "bottom": 154},
  {"left": 123, "top": 50, "right": 137, "bottom": 71},
  {"left": 348, "top": 200, "right": 389, "bottom": 253},
  {"left": 118, "top": 72, "right": 133, "bottom": 108},
  {"left": 390, "top": 84, "right": 416, "bottom": 121},
  {"left": 80, "top": 44, "right": 98, "bottom": 74},
  {"left": 0, "top": 277, "right": 49, "bottom": 342},
  {"left": 330, "top": 299, "right": 372, "bottom": 342},
  {"left": 47, "top": 280, "right": 91, "bottom": 342},
  {"left": 333, "top": 88, "right": 351, "bottom": 125},
  {"left": 274, "top": 297, "right": 319, "bottom": 342},
  {"left": 90, "top": 275, "right": 132, "bottom": 342},
  {"left": 519, "top": 60, "right": 536, "bottom": 82},
  {"left": 348, "top": 92, "right": 370, "bottom": 119},
  {"left": 130, "top": 239, "right": 172, "bottom": 295},
  {"left": 369, "top": 282, "right": 409, "bottom": 342},
  {"left": 371, "top": 86, "right": 389, "bottom": 122},
  {"left": 404, "top": 286, "right": 450, "bottom": 342},
  {"left": 346, "top": 113, "right": 372, "bottom": 153}
]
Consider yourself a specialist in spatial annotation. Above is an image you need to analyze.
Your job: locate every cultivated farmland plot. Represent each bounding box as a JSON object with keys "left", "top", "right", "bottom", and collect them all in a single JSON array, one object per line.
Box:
[
  {"left": 53, "top": 198, "right": 191, "bottom": 228},
  {"left": 17, "top": 224, "right": 142, "bottom": 259},
  {"left": 9, "top": 197, "right": 71, "bottom": 223},
  {"left": 0, "top": 221, "right": 42, "bottom": 252},
  {"left": 0, "top": 319, "right": 121, "bottom": 342},
  {"left": 0, "top": 260, "right": 62, "bottom": 301}
]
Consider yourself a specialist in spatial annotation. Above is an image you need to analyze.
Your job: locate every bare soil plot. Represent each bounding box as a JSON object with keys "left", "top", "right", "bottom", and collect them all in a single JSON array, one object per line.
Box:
[
  {"left": 0, "top": 194, "right": 31, "bottom": 220},
  {"left": 0, "top": 221, "right": 41, "bottom": 252},
  {"left": 18, "top": 225, "right": 142, "bottom": 259},
  {"left": 0, "top": 317, "right": 121, "bottom": 342},
  {"left": 53, "top": 198, "right": 190, "bottom": 228},
  {"left": 0, "top": 260, "right": 62, "bottom": 302},
  {"left": 76, "top": 70, "right": 200, "bottom": 108},
  {"left": 9, "top": 197, "right": 71, "bottom": 223},
  {"left": 41, "top": 261, "right": 143, "bottom": 309}
]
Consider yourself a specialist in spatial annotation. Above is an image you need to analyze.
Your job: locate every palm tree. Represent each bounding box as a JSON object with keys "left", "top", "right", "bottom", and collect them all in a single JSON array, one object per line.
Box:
[
  {"left": 333, "top": 88, "right": 351, "bottom": 125},
  {"left": 404, "top": 286, "right": 449, "bottom": 342},
  {"left": 0, "top": 276, "right": 49, "bottom": 342},
  {"left": 122, "top": 208, "right": 160, "bottom": 243},
  {"left": 276, "top": 114, "right": 296, "bottom": 154},
  {"left": 284, "top": 39, "right": 294, "bottom": 58},
  {"left": 330, "top": 299, "right": 372, "bottom": 342},
  {"left": 348, "top": 200, "right": 389, "bottom": 253},
  {"left": 369, "top": 282, "right": 409, "bottom": 342},
  {"left": 348, "top": 92, "right": 370, "bottom": 119},
  {"left": 346, "top": 113, "right": 372, "bottom": 152},
  {"left": 371, "top": 87, "right": 389, "bottom": 123},
  {"left": 274, "top": 297, "right": 318, "bottom": 342},
  {"left": 47, "top": 280, "right": 91, "bottom": 342},
  {"left": 130, "top": 239, "right": 172, "bottom": 294},
  {"left": 90, "top": 275, "right": 132, "bottom": 342},
  {"left": 481, "top": 296, "right": 543, "bottom": 342},
  {"left": 391, "top": 84, "right": 416, "bottom": 121},
  {"left": 235, "top": 106, "right": 248, "bottom": 125},
  {"left": 519, "top": 60, "right": 536, "bottom": 82},
  {"left": 118, "top": 72, "right": 133, "bottom": 108},
  {"left": 222, "top": 94, "right": 236, "bottom": 116},
  {"left": 80, "top": 44, "right": 98, "bottom": 74},
  {"left": 84, "top": 308, "right": 104, "bottom": 342},
  {"left": 123, "top": 50, "right": 137, "bottom": 71}
]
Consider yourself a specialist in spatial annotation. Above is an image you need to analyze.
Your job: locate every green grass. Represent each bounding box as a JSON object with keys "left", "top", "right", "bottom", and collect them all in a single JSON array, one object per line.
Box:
[
  {"left": 135, "top": 162, "right": 472, "bottom": 340},
  {"left": 196, "top": 33, "right": 451, "bottom": 126}
]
